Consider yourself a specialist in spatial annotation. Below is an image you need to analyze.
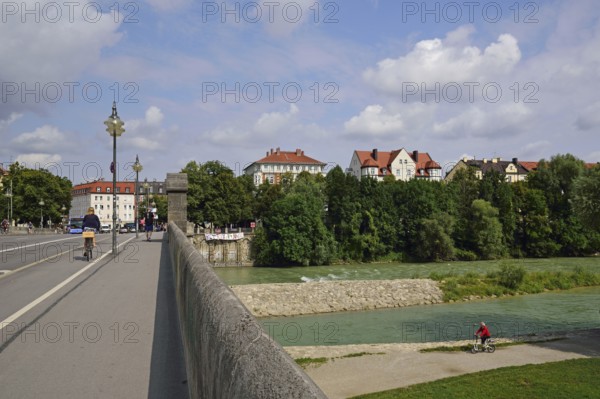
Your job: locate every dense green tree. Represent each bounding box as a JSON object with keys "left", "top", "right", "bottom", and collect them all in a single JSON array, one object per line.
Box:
[
  {"left": 413, "top": 212, "right": 456, "bottom": 261},
  {"left": 479, "top": 171, "right": 516, "bottom": 247},
  {"left": 324, "top": 167, "right": 361, "bottom": 258},
  {"left": 256, "top": 187, "right": 336, "bottom": 266},
  {"left": 572, "top": 166, "right": 600, "bottom": 232},
  {"left": 446, "top": 168, "right": 480, "bottom": 251},
  {"left": 183, "top": 160, "right": 249, "bottom": 228},
  {"left": 470, "top": 199, "right": 506, "bottom": 259},
  {"left": 512, "top": 183, "right": 559, "bottom": 257},
  {"left": 9, "top": 163, "right": 72, "bottom": 227}
]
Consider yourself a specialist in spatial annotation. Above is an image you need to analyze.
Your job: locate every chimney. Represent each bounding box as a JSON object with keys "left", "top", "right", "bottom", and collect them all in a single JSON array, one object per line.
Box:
[
  {"left": 483, "top": 158, "right": 488, "bottom": 164},
  {"left": 372, "top": 148, "right": 378, "bottom": 161},
  {"left": 270, "top": 148, "right": 274, "bottom": 155},
  {"left": 296, "top": 148, "right": 302, "bottom": 156},
  {"left": 266, "top": 151, "right": 269, "bottom": 157},
  {"left": 462, "top": 157, "right": 468, "bottom": 163},
  {"left": 413, "top": 150, "right": 419, "bottom": 162},
  {"left": 276, "top": 147, "right": 280, "bottom": 155},
  {"left": 512, "top": 158, "right": 518, "bottom": 165}
]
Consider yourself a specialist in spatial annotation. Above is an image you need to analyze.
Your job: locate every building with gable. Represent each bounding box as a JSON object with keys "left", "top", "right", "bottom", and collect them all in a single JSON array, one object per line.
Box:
[
  {"left": 244, "top": 148, "right": 327, "bottom": 186},
  {"left": 445, "top": 157, "right": 530, "bottom": 182},
  {"left": 347, "top": 148, "right": 442, "bottom": 182}
]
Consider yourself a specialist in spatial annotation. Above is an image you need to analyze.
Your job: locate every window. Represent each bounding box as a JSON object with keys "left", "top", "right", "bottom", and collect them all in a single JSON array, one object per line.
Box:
[
  {"left": 125, "top": 188, "right": 130, "bottom": 193},
  {"left": 106, "top": 188, "right": 111, "bottom": 193},
  {"left": 116, "top": 187, "right": 120, "bottom": 193},
  {"left": 159, "top": 188, "right": 163, "bottom": 194},
  {"left": 96, "top": 187, "right": 101, "bottom": 192}
]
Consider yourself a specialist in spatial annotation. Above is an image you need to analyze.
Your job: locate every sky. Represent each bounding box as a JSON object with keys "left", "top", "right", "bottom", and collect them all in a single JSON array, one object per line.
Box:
[{"left": 1, "top": 0, "right": 599, "bottom": 184}]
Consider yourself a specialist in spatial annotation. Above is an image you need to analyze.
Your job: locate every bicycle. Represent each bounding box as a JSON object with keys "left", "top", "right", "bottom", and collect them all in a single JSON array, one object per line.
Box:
[
  {"left": 82, "top": 228, "right": 95, "bottom": 261},
  {"left": 471, "top": 336, "right": 496, "bottom": 353}
]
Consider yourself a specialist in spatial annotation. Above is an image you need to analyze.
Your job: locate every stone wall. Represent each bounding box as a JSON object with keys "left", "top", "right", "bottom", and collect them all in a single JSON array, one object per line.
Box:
[
  {"left": 192, "top": 235, "right": 253, "bottom": 267},
  {"left": 231, "top": 279, "right": 444, "bottom": 317},
  {"left": 168, "top": 222, "right": 327, "bottom": 399}
]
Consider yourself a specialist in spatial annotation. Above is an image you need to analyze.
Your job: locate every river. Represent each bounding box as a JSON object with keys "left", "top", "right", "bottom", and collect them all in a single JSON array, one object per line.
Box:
[{"left": 215, "top": 259, "right": 600, "bottom": 346}]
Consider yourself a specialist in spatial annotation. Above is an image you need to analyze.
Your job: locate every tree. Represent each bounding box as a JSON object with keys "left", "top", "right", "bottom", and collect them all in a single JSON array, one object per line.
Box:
[
  {"left": 9, "top": 163, "right": 72, "bottom": 227},
  {"left": 183, "top": 161, "right": 248, "bottom": 228},
  {"left": 470, "top": 199, "right": 506, "bottom": 259},
  {"left": 479, "top": 171, "right": 516, "bottom": 248},
  {"left": 413, "top": 212, "right": 455, "bottom": 261},
  {"left": 572, "top": 166, "right": 600, "bottom": 232},
  {"left": 256, "top": 188, "right": 336, "bottom": 266},
  {"left": 512, "top": 183, "right": 559, "bottom": 257}
]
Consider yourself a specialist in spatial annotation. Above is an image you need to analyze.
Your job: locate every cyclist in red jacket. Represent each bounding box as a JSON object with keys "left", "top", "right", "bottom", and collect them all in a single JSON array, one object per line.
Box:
[{"left": 475, "top": 321, "right": 491, "bottom": 346}]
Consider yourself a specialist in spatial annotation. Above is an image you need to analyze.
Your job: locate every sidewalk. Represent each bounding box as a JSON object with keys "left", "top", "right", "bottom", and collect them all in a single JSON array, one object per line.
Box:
[{"left": 0, "top": 233, "right": 189, "bottom": 398}]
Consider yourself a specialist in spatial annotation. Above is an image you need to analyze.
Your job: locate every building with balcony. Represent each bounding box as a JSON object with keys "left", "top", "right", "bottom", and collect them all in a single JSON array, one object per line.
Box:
[{"left": 244, "top": 148, "right": 326, "bottom": 186}]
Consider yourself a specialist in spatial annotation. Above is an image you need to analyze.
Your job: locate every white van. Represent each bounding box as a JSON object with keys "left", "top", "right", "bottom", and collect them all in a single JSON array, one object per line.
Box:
[{"left": 100, "top": 224, "right": 111, "bottom": 234}]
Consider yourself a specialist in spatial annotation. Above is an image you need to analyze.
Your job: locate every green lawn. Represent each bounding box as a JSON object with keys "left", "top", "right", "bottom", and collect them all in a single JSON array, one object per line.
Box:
[{"left": 351, "top": 358, "right": 600, "bottom": 399}]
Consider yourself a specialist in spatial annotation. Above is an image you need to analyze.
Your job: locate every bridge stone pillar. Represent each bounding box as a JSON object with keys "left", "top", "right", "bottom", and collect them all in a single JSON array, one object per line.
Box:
[{"left": 166, "top": 173, "right": 188, "bottom": 234}]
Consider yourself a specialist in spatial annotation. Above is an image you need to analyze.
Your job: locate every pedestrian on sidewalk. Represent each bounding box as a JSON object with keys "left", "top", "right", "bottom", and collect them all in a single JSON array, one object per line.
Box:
[{"left": 144, "top": 211, "right": 154, "bottom": 241}]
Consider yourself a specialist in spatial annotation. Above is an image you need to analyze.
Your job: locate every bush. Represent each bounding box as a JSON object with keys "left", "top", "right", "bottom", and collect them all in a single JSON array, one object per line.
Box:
[
  {"left": 497, "top": 263, "right": 526, "bottom": 289},
  {"left": 454, "top": 249, "right": 478, "bottom": 261}
]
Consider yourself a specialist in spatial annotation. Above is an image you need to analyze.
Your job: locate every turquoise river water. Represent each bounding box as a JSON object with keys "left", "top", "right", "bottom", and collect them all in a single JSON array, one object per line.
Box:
[{"left": 214, "top": 259, "right": 600, "bottom": 347}]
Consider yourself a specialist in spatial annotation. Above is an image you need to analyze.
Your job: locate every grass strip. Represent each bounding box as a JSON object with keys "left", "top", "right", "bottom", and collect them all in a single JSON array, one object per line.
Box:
[{"left": 350, "top": 358, "right": 600, "bottom": 399}]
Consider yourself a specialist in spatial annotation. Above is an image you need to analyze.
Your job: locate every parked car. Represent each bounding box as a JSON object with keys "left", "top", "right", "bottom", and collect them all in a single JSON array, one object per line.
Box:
[
  {"left": 118, "top": 226, "right": 129, "bottom": 234},
  {"left": 100, "top": 224, "right": 111, "bottom": 234},
  {"left": 125, "top": 222, "right": 136, "bottom": 232}
]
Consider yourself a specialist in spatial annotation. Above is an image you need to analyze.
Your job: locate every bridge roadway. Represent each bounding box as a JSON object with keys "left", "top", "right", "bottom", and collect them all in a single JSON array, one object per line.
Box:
[{"left": 0, "top": 232, "right": 189, "bottom": 398}]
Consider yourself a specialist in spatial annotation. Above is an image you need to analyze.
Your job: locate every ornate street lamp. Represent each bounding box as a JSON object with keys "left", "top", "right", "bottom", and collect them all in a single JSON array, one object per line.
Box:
[
  {"left": 104, "top": 101, "right": 125, "bottom": 255},
  {"left": 39, "top": 199, "right": 45, "bottom": 228},
  {"left": 132, "top": 155, "right": 143, "bottom": 238}
]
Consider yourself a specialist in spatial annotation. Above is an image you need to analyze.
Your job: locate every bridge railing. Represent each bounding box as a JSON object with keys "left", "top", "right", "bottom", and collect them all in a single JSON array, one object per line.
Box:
[{"left": 168, "top": 221, "right": 327, "bottom": 399}]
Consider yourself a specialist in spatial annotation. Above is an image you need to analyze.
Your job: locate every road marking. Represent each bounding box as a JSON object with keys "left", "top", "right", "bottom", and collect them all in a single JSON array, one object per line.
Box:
[
  {"left": 0, "top": 236, "right": 81, "bottom": 254},
  {"left": 0, "top": 237, "right": 111, "bottom": 281},
  {"left": 0, "top": 236, "right": 136, "bottom": 332}
]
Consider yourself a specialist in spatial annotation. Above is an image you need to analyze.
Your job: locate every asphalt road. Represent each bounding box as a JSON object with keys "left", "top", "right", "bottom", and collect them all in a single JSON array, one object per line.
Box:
[{"left": 0, "top": 232, "right": 189, "bottom": 398}]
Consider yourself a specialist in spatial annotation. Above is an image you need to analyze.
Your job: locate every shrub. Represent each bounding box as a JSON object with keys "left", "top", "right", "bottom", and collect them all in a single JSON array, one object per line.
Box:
[
  {"left": 454, "top": 249, "right": 478, "bottom": 261},
  {"left": 497, "top": 263, "right": 526, "bottom": 289}
]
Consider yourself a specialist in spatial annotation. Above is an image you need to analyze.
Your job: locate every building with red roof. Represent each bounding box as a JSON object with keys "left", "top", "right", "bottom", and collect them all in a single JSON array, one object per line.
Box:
[
  {"left": 347, "top": 148, "right": 442, "bottom": 182},
  {"left": 244, "top": 148, "right": 326, "bottom": 186},
  {"left": 71, "top": 180, "right": 136, "bottom": 228}
]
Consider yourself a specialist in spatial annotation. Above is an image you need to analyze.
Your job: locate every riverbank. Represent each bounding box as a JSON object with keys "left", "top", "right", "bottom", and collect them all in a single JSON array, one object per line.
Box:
[
  {"left": 230, "top": 279, "right": 443, "bottom": 317},
  {"left": 285, "top": 329, "right": 600, "bottom": 399}
]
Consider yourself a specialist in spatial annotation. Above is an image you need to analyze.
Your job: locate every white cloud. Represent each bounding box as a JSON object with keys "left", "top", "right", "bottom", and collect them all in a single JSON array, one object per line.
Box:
[
  {"left": 576, "top": 102, "right": 600, "bottom": 130},
  {"left": 254, "top": 104, "right": 299, "bottom": 134},
  {"left": 121, "top": 106, "right": 177, "bottom": 152},
  {"left": 203, "top": 104, "right": 327, "bottom": 147},
  {"left": 0, "top": 1, "right": 122, "bottom": 83},
  {"left": 344, "top": 105, "right": 405, "bottom": 136},
  {"left": 0, "top": 113, "right": 23, "bottom": 132},
  {"left": 363, "top": 27, "right": 521, "bottom": 95},
  {"left": 15, "top": 153, "right": 62, "bottom": 167},
  {"left": 433, "top": 103, "right": 533, "bottom": 139}
]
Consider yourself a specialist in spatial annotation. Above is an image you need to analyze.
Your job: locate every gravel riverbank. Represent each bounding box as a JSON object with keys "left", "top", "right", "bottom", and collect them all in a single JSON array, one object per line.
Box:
[{"left": 230, "top": 279, "right": 444, "bottom": 317}]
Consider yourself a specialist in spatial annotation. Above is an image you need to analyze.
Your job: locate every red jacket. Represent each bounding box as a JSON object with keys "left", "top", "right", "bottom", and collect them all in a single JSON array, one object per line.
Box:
[{"left": 476, "top": 325, "right": 491, "bottom": 337}]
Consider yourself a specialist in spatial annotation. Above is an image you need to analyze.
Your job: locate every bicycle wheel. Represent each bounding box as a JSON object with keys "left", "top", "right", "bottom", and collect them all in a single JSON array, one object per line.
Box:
[
  {"left": 487, "top": 344, "right": 496, "bottom": 353},
  {"left": 471, "top": 346, "right": 478, "bottom": 354}
]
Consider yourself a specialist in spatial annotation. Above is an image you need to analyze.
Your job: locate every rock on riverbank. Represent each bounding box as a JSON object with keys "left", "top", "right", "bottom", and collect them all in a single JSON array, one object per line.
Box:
[{"left": 230, "top": 279, "right": 444, "bottom": 317}]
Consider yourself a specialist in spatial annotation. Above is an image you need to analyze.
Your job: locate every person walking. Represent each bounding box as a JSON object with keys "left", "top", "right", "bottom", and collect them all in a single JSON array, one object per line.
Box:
[{"left": 144, "top": 211, "right": 154, "bottom": 241}]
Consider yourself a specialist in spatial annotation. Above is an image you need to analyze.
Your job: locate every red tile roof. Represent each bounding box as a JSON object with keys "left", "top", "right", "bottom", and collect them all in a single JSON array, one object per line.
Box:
[
  {"left": 254, "top": 148, "right": 325, "bottom": 165},
  {"left": 355, "top": 149, "right": 441, "bottom": 177},
  {"left": 72, "top": 181, "right": 135, "bottom": 195},
  {"left": 519, "top": 161, "right": 538, "bottom": 172}
]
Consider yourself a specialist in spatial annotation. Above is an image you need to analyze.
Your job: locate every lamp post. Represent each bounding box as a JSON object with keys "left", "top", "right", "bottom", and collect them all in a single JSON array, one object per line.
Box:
[
  {"left": 132, "top": 155, "right": 143, "bottom": 238},
  {"left": 104, "top": 101, "right": 125, "bottom": 255},
  {"left": 39, "top": 199, "right": 45, "bottom": 228}
]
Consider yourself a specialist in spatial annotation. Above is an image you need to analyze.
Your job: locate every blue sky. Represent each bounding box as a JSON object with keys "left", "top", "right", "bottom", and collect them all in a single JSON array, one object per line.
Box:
[{"left": 1, "top": 0, "right": 599, "bottom": 184}]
